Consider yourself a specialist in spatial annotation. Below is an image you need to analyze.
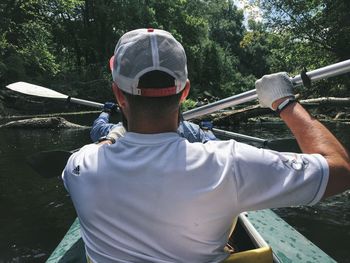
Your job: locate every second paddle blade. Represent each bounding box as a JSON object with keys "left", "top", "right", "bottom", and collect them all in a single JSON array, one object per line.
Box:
[
  {"left": 266, "top": 138, "right": 301, "bottom": 153},
  {"left": 27, "top": 150, "right": 73, "bottom": 178}
]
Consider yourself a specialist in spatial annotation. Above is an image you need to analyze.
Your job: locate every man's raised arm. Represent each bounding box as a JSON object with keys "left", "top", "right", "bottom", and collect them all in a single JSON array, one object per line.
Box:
[{"left": 256, "top": 72, "right": 350, "bottom": 198}]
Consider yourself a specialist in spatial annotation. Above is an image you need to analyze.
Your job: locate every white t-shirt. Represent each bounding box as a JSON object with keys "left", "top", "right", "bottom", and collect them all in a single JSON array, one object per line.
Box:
[{"left": 62, "top": 132, "right": 329, "bottom": 263}]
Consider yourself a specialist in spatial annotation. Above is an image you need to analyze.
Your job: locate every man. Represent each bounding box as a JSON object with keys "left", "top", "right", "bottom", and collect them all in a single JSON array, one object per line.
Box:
[
  {"left": 90, "top": 102, "right": 217, "bottom": 143},
  {"left": 62, "top": 28, "right": 350, "bottom": 262}
]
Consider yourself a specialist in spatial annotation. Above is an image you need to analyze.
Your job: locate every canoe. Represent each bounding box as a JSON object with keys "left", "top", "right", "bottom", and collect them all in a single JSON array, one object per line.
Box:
[{"left": 46, "top": 210, "right": 336, "bottom": 263}]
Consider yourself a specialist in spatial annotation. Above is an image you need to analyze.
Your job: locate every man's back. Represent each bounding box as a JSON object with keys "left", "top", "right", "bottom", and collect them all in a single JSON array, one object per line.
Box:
[
  {"left": 64, "top": 133, "right": 235, "bottom": 262},
  {"left": 63, "top": 132, "right": 328, "bottom": 262}
]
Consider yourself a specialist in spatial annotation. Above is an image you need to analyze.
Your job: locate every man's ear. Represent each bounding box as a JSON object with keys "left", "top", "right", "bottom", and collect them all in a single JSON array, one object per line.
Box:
[
  {"left": 180, "top": 80, "right": 190, "bottom": 102},
  {"left": 112, "top": 83, "right": 127, "bottom": 108}
]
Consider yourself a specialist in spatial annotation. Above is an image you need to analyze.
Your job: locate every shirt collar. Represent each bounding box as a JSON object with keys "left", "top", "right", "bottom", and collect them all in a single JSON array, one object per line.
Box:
[{"left": 121, "top": 132, "right": 181, "bottom": 145}]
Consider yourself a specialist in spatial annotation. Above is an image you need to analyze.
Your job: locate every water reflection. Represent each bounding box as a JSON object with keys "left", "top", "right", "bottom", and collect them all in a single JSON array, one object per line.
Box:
[{"left": 0, "top": 128, "right": 91, "bottom": 262}]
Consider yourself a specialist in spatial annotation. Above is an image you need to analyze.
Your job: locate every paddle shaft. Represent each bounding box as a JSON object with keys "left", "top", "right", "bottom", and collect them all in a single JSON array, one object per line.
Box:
[
  {"left": 68, "top": 97, "right": 104, "bottom": 108},
  {"left": 212, "top": 128, "right": 266, "bottom": 144},
  {"left": 212, "top": 128, "right": 300, "bottom": 152},
  {"left": 182, "top": 59, "right": 350, "bottom": 120}
]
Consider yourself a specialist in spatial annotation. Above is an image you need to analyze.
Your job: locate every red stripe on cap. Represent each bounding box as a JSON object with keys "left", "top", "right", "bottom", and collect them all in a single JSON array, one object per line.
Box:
[
  {"left": 147, "top": 28, "right": 154, "bottom": 32},
  {"left": 109, "top": 56, "right": 114, "bottom": 72},
  {"left": 140, "top": 86, "right": 177, "bottom": 97}
]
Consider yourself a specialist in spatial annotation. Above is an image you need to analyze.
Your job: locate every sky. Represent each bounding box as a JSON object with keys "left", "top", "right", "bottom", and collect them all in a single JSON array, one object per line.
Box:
[{"left": 233, "top": 0, "right": 263, "bottom": 26}]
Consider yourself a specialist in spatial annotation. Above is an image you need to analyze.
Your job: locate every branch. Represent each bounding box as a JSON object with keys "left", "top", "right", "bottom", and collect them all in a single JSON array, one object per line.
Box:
[
  {"left": 267, "top": 0, "right": 333, "bottom": 52},
  {"left": 301, "top": 97, "right": 350, "bottom": 106},
  {"left": 193, "top": 97, "right": 350, "bottom": 125}
]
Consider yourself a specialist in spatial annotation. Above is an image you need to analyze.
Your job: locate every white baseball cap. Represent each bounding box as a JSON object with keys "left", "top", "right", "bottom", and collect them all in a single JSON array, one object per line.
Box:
[{"left": 110, "top": 28, "right": 188, "bottom": 97}]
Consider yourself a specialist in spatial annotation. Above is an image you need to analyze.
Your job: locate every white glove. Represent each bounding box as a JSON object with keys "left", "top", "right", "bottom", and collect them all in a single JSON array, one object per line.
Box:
[
  {"left": 106, "top": 122, "right": 126, "bottom": 143},
  {"left": 255, "top": 72, "right": 294, "bottom": 110}
]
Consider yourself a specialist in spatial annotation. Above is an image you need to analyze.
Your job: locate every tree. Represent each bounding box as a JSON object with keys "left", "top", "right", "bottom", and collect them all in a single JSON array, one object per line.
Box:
[
  {"left": 239, "top": 20, "right": 271, "bottom": 78},
  {"left": 206, "top": 0, "right": 245, "bottom": 56},
  {"left": 261, "top": 0, "right": 350, "bottom": 61},
  {"left": 260, "top": 0, "right": 350, "bottom": 97},
  {"left": 0, "top": 0, "right": 59, "bottom": 84}
]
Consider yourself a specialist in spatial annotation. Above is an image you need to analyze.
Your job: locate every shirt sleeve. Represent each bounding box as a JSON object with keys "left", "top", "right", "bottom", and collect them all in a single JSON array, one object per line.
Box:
[
  {"left": 90, "top": 112, "right": 117, "bottom": 142},
  {"left": 177, "top": 121, "right": 217, "bottom": 143},
  {"left": 61, "top": 151, "right": 75, "bottom": 192},
  {"left": 61, "top": 144, "right": 99, "bottom": 192},
  {"left": 231, "top": 141, "right": 329, "bottom": 212}
]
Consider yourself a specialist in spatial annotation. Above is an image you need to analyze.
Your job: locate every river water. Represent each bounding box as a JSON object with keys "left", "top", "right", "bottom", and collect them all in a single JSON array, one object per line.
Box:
[{"left": 0, "top": 114, "right": 349, "bottom": 262}]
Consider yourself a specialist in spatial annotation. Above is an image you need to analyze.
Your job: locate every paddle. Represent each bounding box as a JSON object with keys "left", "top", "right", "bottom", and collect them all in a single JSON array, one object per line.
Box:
[
  {"left": 27, "top": 149, "right": 78, "bottom": 179},
  {"left": 6, "top": 59, "right": 350, "bottom": 119},
  {"left": 212, "top": 128, "right": 301, "bottom": 153}
]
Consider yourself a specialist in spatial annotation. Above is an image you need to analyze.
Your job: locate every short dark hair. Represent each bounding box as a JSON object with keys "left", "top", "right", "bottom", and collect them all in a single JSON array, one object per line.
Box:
[
  {"left": 123, "top": 71, "right": 183, "bottom": 118},
  {"left": 139, "top": 70, "right": 175, "bottom": 89}
]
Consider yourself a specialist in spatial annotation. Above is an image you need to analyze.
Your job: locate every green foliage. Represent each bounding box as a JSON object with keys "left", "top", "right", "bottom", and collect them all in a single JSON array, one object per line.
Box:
[
  {"left": 197, "top": 40, "right": 251, "bottom": 98},
  {"left": 259, "top": 0, "right": 350, "bottom": 97},
  {"left": 0, "top": 0, "right": 60, "bottom": 84},
  {"left": 206, "top": 0, "right": 245, "bottom": 54},
  {"left": 261, "top": 0, "right": 350, "bottom": 60},
  {"left": 0, "top": 0, "right": 349, "bottom": 107},
  {"left": 181, "top": 98, "right": 198, "bottom": 112},
  {"left": 239, "top": 23, "right": 271, "bottom": 78}
]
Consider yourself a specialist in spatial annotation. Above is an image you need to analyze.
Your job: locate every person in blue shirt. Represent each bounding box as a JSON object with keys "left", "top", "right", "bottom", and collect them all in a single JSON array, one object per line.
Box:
[{"left": 90, "top": 101, "right": 217, "bottom": 143}]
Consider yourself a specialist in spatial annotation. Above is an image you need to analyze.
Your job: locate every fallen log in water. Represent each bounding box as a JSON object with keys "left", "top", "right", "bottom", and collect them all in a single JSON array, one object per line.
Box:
[
  {"left": 0, "top": 117, "right": 88, "bottom": 129},
  {"left": 193, "top": 97, "right": 350, "bottom": 126},
  {"left": 301, "top": 97, "right": 350, "bottom": 106},
  {"left": 1, "top": 110, "right": 100, "bottom": 121}
]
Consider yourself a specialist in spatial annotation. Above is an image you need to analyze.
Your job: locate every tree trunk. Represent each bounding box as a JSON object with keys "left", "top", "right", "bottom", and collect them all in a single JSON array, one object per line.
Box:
[{"left": 0, "top": 117, "right": 89, "bottom": 129}]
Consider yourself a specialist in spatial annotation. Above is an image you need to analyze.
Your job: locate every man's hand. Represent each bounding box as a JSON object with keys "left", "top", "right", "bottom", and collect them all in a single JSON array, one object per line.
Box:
[
  {"left": 102, "top": 102, "right": 118, "bottom": 114},
  {"left": 97, "top": 123, "right": 126, "bottom": 144},
  {"left": 108, "top": 123, "right": 126, "bottom": 142},
  {"left": 255, "top": 72, "right": 294, "bottom": 110}
]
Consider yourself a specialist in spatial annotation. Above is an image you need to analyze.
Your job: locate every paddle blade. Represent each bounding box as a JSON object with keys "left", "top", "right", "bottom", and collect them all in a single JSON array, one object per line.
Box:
[
  {"left": 266, "top": 138, "right": 301, "bottom": 153},
  {"left": 27, "top": 150, "right": 73, "bottom": 178},
  {"left": 6, "top": 82, "right": 68, "bottom": 99}
]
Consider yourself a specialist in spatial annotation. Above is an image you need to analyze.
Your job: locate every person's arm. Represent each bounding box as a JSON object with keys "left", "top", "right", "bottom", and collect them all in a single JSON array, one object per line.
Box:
[
  {"left": 90, "top": 102, "right": 118, "bottom": 142},
  {"left": 276, "top": 100, "right": 350, "bottom": 198},
  {"left": 178, "top": 120, "right": 217, "bottom": 143},
  {"left": 90, "top": 112, "right": 113, "bottom": 142},
  {"left": 256, "top": 72, "right": 350, "bottom": 199}
]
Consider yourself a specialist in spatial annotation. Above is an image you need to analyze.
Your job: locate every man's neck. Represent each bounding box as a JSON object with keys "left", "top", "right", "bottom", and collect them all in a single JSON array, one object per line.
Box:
[{"left": 127, "top": 115, "right": 179, "bottom": 134}]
